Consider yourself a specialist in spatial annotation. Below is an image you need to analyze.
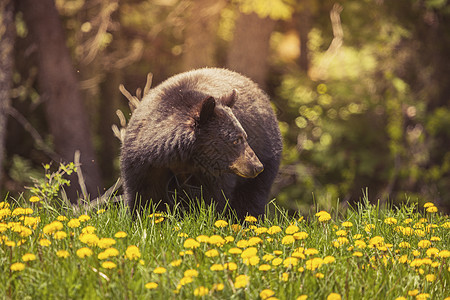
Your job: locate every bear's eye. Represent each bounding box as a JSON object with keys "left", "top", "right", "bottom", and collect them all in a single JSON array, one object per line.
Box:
[{"left": 233, "top": 136, "right": 244, "bottom": 145}]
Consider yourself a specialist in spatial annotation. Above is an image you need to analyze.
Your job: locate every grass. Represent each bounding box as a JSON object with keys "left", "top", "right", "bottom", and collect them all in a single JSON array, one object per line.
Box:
[{"left": 1, "top": 193, "right": 449, "bottom": 300}]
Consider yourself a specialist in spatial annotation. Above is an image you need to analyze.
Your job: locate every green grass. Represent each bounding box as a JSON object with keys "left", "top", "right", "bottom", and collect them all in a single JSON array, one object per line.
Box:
[{"left": 1, "top": 194, "right": 449, "bottom": 300}]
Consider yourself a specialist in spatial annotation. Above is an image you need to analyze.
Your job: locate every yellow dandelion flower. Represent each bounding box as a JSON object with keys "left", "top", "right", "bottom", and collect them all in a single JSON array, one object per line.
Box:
[
  {"left": 225, "top": 236, "right": 234, "bottom": 243},
  {"left": 273, "top": 250, "right": 283, "bottom": 255},
  {"left": 102, "top": 261, "right": 117, "bottom": 269},
  {"left": 354, "top": 240, "right": 367, "bottom": 249},
  {"left": 305, "top": 248, "right": 319, "bottom": 256},
  {"left": 29, "top": 196, "right": 40, "bottom": 203},
  {"left": 282, "top": 235, "right": 295, "bottom": 245},
  {"left": 145, "top": 282, "right": 158, "bottom": 289},
  {"left": 125, "top": 245, "right": 141, "bottom": 260},
  {"left": 236, "top": 239, "right": 249, "bottom": 248},
  {"left": 244, "top": 216, "right": 257, "bottom": 223},
  {"left": 426, "top": 247, "right": 439, "bottom": 257},
  {"left": 22, "top": 253, "right": 36, "bottom": 262},
  {"left": 248, "top": 236, "right": 263, "bottom": 246},
  {"left": 316, "top": 211, "right": 331, "bottom": 222},
  {"left": 208, "top": 235, "right": 226, "bottom": 246},
  {"left": 170, "top": 259, "right": 182, "bottom": 267},
  {"left": 11, "top": 262, "right": 25, "bottom": 271},
  {"left": 335, "top": 230, "right": 347, "bottom": 236},
  {"left": 292, "top": 251, "right": 305, "bottom": 259},
  {"left": 418, "top": 240, "right": 431, "bottom": 248},
  {"left": 342, "top": 221, "right": 353, "bottom": 227},
  {"left": 243, "top": 256, "right": 260, "bottom": 266},
  {"left": 272, "top": 257, "right": 283, "bottom": 266},
  {"left": 398, "top": 241, "right": 410, "bottom": 248},
  {"left": 229, "top": 247, "right": 243, "bottom": 255},
  {"left": 56, "top": 250, "right": 70, "bottom": 258},
  {"left": 214, "top": 220, "right": 228, "bottom": 228},
  {"left": 297, "top": 295, "right": 308, "bottom": 300},
  {"left": 184, "top": 238, "right": 200, "bottom": 249},
  {"left": 305, "top": 257, "right": 323, "bottom": 271},
  {"left": 210, "top": 264, "right": 224, "bottom": 271},
  {"left": 205, "top": 249, "right": 219, "bottom": 257},
  {"left": 416, "top": 293, "right": 430, "bottom": 300},
  {"left": 384, "top": 217, "right": 397, "bottom": 225},
  {"left": 212, "top": 283, "right": 224, "bottom": 291},
  {"left": 369, "top": 236, "right": 384, "bottom": 247},
  {"left": 53, "top": 231, "right": 67, "bottom": 240},
  {"left": 97, "top": 238, "right": 116, "bottom": 249},
  {"left": 105, "top": 247, "right": 119, "bottom": 257},
  {"left": 76, "top": 247, "right": 93, "bottom": 258},
  {"left": 426, "top": 206, "right": 438, "bottom": 213},
  {"left": 425, "top": 274, "right": 436, "bottom": 282},
  {"left": 293, "top": 231, "right": 308, "bottom": 240},
  {"left": 241, "top": 247, "right": 258, "bottom": 259},
  {"left": 414, "top": 229, "right": 426, "bottom": 237},
  {"left": 231, "top": 224, "right": 242, "bottom": 232},
  {"left": 254, "top": 227, "right": 268, "bottom": 234},
  {"left": 153, "top": 267, "right": 167, "bottom": 274},
  {"left": 78, "top": 215, "right": 90, "bottom": 222},
  {"left": 79, "top": 233, "right": 99, "bottom": 246},
  {"left": 234, "top": 274, "right": 249, "bottom": 288},
  {"left": 23, "top": 216, "right": 39, "bottom": 228},
  {"left": 194, "top": 286, "right": 209, "bottom": 297},
  {"left": 259, "top": 264, "right": 271, "bottom": 271},
  {"left": 184, "top": 269, "right": 199, "bottom": 278},
  {"left": 260, "top": 289, "right": 275, "bottom": 300},
  {"left": 267, "top": 226, "right": 282, "bottom": 234},
  {"left": 67, "top": 218, "right": 81, "bottom": 228},
  {"left": 98, "top": 251, "right": 109, "bottom": 260},
  {"left": 423, "top": 202, "right": 435, "bottom": 208},
  {"left": 263, "top": 254, "right": 274, "bottom": 261},
  {"left": 179, "top": 276, "right": 194, "bottom": 286},
  {"left": 353, "top": 251, "right": 363, "bottom": 257},
  {"left": 364, "top": 224, "right": 375, "bottom": 232},
  {"left": 323, "top": 256, "right": 336, "bottom": 264},
  {"left": 96, "top": 209, "right": 106, "bottom": 215},
  {"left": 43, "top": 221, "right": 64, "bottom": 235},
  {"left": 81, "top": 225, "right": 96, "bottom": 234},
  {"left": 39, "top": 238, "right": 51, "bottom": 247},
  {"left": 315, "top": 272, "right": 324, "bottom": 279},
  {"left": 114, "top": 231, "right": 127, "bottom": 238},
  {"left": 286, "top": 225, "right": 299, "bottom": 234},
  {"left": 224, "top": 262, "right": 237, "bottom": 271},
  {"left": 408, "top": 289, "right": 419, "bottom": 296},
  {"left": 327, "top": 293, "right": 341, "bottom": 300},
  {"left": 283, "top": 257, "right": 298, "bottom": 267},
  {"left": 196, "top": 235, "right": 209, "bottom": 243},
  {"left": 438, "top": 250, "right": 450, "bottom": 258}
]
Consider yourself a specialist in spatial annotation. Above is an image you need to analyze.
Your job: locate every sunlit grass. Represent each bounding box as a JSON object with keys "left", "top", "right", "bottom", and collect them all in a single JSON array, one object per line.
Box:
[{"left": 1, "top": 195, "right": 449, "bottom": 299}]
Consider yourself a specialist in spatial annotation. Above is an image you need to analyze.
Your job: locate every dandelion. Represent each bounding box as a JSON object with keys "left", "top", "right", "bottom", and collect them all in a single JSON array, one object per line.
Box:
[
  {"left": 327, "top": 293, "right": 341, "bottom": 300},
  {"left": 234, "top": 274, "right": 249, "bottom": 288},
  {"left": 426, "top": 248, "right": 439, "bottom": 257},
  {"left": 244, "top": 216, "right": 257, "bottom": 223},
  {"left": 170, "top": 259, "right": 182, "bottom": 267},
  {"left": 315, "top": 273, "right": 324, "bottom": 279},
  {"left": 102, "top": 261, "right": 117, "bottom": 269},
  {"left": 425, "top": 274, "right": 436, "bottom": 282},
  {"left": 283, "top": 257, "right": 299, "bottom": 267},
  {"left": 323, "top": 256, "right": 336, "bottom": 264},
  {"left": 96, "top": 209, "right": 106, "bottom": 214},
  {"left": 81, "top": 225, "right": 96, "bottom": 233},
  {"left": 43, "top": 221, "right": 63, "bottom": 235},
  {"left": 430, "top": 236, "right": 441, "bottom": 241},
  {"left": 259, "top": 264, "right": 271, "bottom": 271},
  {"left": 10, "top": 262, "right": 25, "bottom": 271},
  {"left": 236, "top": 240, "right": 249, "bottom": 248},
  {"left": 23, "top": 216, "right": 39, "bottom": 228},
  {"left": 53, "top": 231, "right": 67, "bottom": 240},
  {"left": 210, "top": 264, "right": 224, "bottom": 271},
  {"left": 97, "top": 238, "right": 116, "bottom": 249},
  {"left": 76, "top": 247, "right": 93, "bottom": 258},
  {"left": 114, "top": 231, "right": 127, "bottom": 238},
  {"left": 398, "top": 242, "right": 411, "bottom": 248},
  {"left": 353, "top": 252, "right": 363, "bottom": 257},
  {"left": 231, "top": 224, "right": 242, "bottom": 232},
  {"left": 384, "top": 217, "right": 397, "bottom": 225},
  {"left": 408, "top": 289, "right": 419, "bottom": 296},
  {"left": 305, "top": 257, "right": 323, "bottom": 271},
  {"left": 342, "top": 221, "right": 353, "bottom": 227},
  {"left": 305, "top": 248, "right": 319, "bottom": 256},
  {"left": 241, "top": 247, "right": 258, "bottom": 258},
  {"left": 254, "top": 227, "right": 268, "bottom": 234},
  {"left": 21, "top": 253, "right": 36, "bottom": 262},
  {"left": 208, "top": 235, "right": 226, "bottom": 246},
  {"left": 369, "top": 236, "right": 384, "bottom": 247},
  {"left": 29, "top": 196, "right": 40, "bottom": 203},
  {"left": 335, "top": 230, "right": 347, "bottom": 236},
  {"left": 426, "top": 206, "right": 438, "bottom": 213},
  {"left": 354, "top": 240, "right": 367, "bottom": 249},
  {"left": 39, "top": 238, "right": 51, "bottom": 247},
  {"left": 179, "top": 276, "right": 194, "bottom": 286},
  {"left": 418, "top": 240, "right": 431, "bottom": 248},
  {"left": 281, "top": 235, "right": 295, "bottom": 245},
  {"left": 145, "top": 282, "right": 158, "bottom": 289},
  {"left": 416, "top": 293, "right": 430, "bottom": 300},
  {"left": 205, "top": 249, "right": 219, "bottom": 257},
  {"left": 364, "top": 224, "right": 375, "bottom": 232},
  {"left": 184, "top": 269, "right": 199, "bottom": 278},
  {"left": 214, "top": 220, "right": 228, "bottom": 228},
  {"left": 229, "top": 247, "right": 243, "bottom": 255},
  {"left": 79, "top": 233, "right": 99, "bottom": 246},
  {"left": 267, "top": 226, "right": 282, "bottom": 234},
  {"left": 184, "top": 238, "right": 200, "bottom": 249},
  {"left": 78, "top": 215, "right": 91, "bottom": 222},
  {"left": 423, "top": 202, "right": 434, "bottom": 208},
  {"left": 297, "top": 295, "right": 308, "bottom": 300},
  {"left": 260, "top": 289, "right": 275, "bottom": 300},
  {"left": 316, "top": 211, "right": 331, "bottom": 222},
  {"left": 196, "top": 235, "right": 209, "bottom": 243},
  {"left": 125, "top": 245, "right": 141, "bottom": 260},
  {"left": 56, "top": 250, "right": 70, "bottom": 258},
  {"left": 272, "top": 258, "right": 283, "bottom": 266},
  {"left": 153, "top": 267, "right": 167, "bottom": 274},
  {"left": 394, "top": 297, "right": 406, "bottom": 300},
  {"left": 286, "top": 225, "right": 299, "bottom": 234},
  {"left": 194, "top": 286, "right": 209, "bottom": 297},
  {"left": 224, "top": 262, "right": 237, "bottom": 271},
  {"left": 438, "top": 250, "right": 450, "bottom": 258},
  {"left": 293, "top": 231, "right": 308, "bottom": 240},
  {"left": 67, "top": 218, "right": 81, "bottom": 228}
]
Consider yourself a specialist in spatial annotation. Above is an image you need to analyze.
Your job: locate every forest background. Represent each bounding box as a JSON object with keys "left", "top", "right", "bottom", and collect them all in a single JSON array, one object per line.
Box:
[{"left": 0, "top": 0, "right": 449, "bottom": 214}]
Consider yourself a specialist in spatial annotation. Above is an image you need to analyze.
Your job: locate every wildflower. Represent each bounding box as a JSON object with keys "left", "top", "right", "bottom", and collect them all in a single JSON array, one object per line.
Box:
[
  {"left": 153, "top": 267, "right": 167, "bottom": 274},
  {"left": 210, "top": 264, "right": 224, "bottom": 271},
  {"left": 241, "top": 247, "right": 258, "bottom": 259},
  {"left": 228, "top": 247, "right": 243, "bottom": 255},
  {"left": 236, "top": 239, "right": 249, "bottom": 248},
  {"left": 196, "top": 235, "right": 209, "bottom": 243},
  {"left": 209, "top": 235, "right": 226, "bottom": 246},
  {"left": 418, "top": 240, "right": 431, "bottom": 248},
  {"left": 184, "top": 238, "right": 200, "bottom": 249},
  {"left": 78, "top": 215, "right": 90, "bottom": 222},
  {"left": 205, "top": 249, "right": 219, "bottom": 257},
  {"left": 43, "top": 221, "right": 64, "bottom": 235},
  {"left": 170, "top": 259, "right": 182, "bottom": 267},
  {"left": 29, "top": 196, "right": 40, "bottom": 203},
  {"left": 231, "top": 224, "right": 242, "bottom": 232},
  {"left": 39, "top": 238, "right": 51, "bottom": 247},
  {"left": 297, "top": 295, "right": 308, "bottom": 300},
  {"left": 305, "top": 248, "right": 319, "bottom": 256},
  {"left": 335, "top": 230, "right": 347, "bottom": 236},
  {"left": 315, "top": 272, "right": 324, "bottom": 279},
  {"left": 342, "top": 221, "right": 353, "bottom": 227},
  {"left": 426, "top": 248, "right": 439, "bottom": 257},
  {"left": 272, "top": 257, "right": 283, "bottom": 266},
  {"left": 194, "top": 286, "right": 209, "bottom": 297},
  {"left": 323, "top": 256, "right": 336, "bottom": 264},
  {"left": 145, "top": 282, "right": 158, "bottom": 289},
  {"left": 305, "top": 257, "right": 323, "bottom": 271},
  {"left": 439, "top": 250, "right": 450, "bottom": 258},
  {"left": 10, "top": 262, "right": 25, "bottom": 271},
  {"left": 402, "top": 227, "right": 414, "bottom": 236},
  {"left": 114, "top": 231, "right": 127, "bottom": 238},
  {"left": 395, "top": 297, "right": 406, "bottom": 300},
  {"left": 442, "top": 222, "right": 450, "bottom": 228},
  {"left": 327, "top": 293, "right": 341, "bottom": 300},
  {"left": 426, "top": 206, "right": 438, "bottom": 213},
  {"left": 224, "top": 262, "right": 237, "bottom": 271},
  {"left": 22, "top": 253, "right": 36, "bottom": 262},
  {"left": 56, "top": 250, "right": 70, "bottom": 258},
  {"left": 254, "top": 227, "right": 268, "bottom": 234},
  {"left": 353, "top": 252, "right": 363, "bottom": 257},
  {"left": 286, "top": 225, "right": 299, "bottom": 234},
  {"left": 244, "top": 216, "right": 257, "bottom": 223},
  {"left": 369, "top": 236, "right": 384, "bottom": 247},
  {"left": 97, "top": 238, "right": 116, "bottom": 249},
  {"left": 259, "top": 264, "right": 271, "bottom": 271},
  {"left": 125, "top": 245, "right": 141, "bottom": 260},
  {"left": 364, "top": 224, "right": 375, "bottom": 232},
  {"left": 212, "top": 283, "right": 224, "bottom": 291},
  {"left": 316, "top": 211, "right": 331, "bottom": 222},
  {"left": 283, "top": 257, "right": 299, "bottom": 267},
  {"left": 179, "top": 276, "right": 194, "bottom": 286},
  {"left": 398, "top": 242, "right": 410, "bottom": 248},
  {"left": 267, "top": 226, "right": 282, "bottom": 234},
  {"left": 79, "top": 233, "right": 99, "bottom": 246},
  {"left": 234, "top": 274, "right": 249, "bottom": 288},
  {"left": 384, "top": 217, "right": 397, "bottom": 225},
  {"left": 53, "top": 231, "right": 67, "bottom": 240},
  {"left": 214, "top": 220, "right": 228, "bottom": 228},
  {"left": 354, "top": 240, "right": 367, "bottom": 249},
  {"left": 260, "top": 289, "right": 275, "bottom": 300},
  {"left": 416, "top": 293, "right": 430, "bottom": 300},
  {"left": 76, "top": 247, "right": 93, "bottom": 258},
  {"left": 102, "top": 261, "right": 117, "bottom": 269},
  {"left": 408, "top": 289, "right": 419, "bottom": 296},
  {"left": 282, "top": 235, "right": 295, "bottom": 245},
  {"left": 67, "top": 218, "right": 81, "bottom": 228},
  {"left": 425, "top": 274, "right": 436, "bottom": 282},
  {"left": 23, "top": 216, "right": 39, "bottom": 228}
]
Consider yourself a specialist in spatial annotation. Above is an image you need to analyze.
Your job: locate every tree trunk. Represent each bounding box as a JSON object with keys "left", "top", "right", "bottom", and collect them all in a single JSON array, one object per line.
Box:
[
  {"left": 19, "top": 0, "right": 102, "bottom": 200},
  {"left": 227, "top": 12, "right": 276, "bottom": 89},
  {"left": 182, "top": 0, "right": 225, "bottom": 71},
  {"left": 0, "top": 0, "right": 15, "bottom": 188}
]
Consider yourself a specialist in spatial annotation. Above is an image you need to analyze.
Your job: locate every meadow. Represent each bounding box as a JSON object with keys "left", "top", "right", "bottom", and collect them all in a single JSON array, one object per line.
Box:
[{"left": 1, "top": 190, "right": 449, "bottom": 299}]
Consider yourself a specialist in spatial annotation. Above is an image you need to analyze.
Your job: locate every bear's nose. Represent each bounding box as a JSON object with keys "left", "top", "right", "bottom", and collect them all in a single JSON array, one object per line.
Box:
[{"left": 254, "top": 163, "right": 264, "bottom": 176}]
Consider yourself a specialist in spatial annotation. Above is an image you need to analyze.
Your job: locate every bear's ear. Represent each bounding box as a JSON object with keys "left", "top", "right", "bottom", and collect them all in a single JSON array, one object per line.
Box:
[
  {"left": 221, "top": 89, "right": 237, "bottom": 108},
  {"left": 199, "top": 96, "right": 216, "bottom": 125}
]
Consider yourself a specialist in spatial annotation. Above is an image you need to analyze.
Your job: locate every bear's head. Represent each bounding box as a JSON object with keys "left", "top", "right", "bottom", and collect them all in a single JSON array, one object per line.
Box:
[{"left": 192, "top": 90, "right": 264, "bottom": 179}]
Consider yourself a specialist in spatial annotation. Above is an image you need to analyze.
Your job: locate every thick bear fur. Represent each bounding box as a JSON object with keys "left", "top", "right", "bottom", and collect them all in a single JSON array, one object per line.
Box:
[{"left": 120, "top": 68, "right": 282, "bottom": 219}]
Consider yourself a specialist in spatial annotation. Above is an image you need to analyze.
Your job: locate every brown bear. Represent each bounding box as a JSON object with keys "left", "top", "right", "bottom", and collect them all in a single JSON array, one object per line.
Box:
[{"left": 120, "top": 68, "right": 282, "bottom": 219}]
